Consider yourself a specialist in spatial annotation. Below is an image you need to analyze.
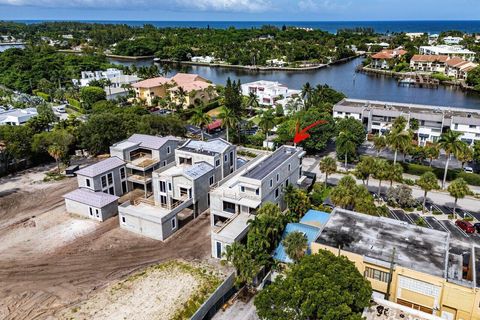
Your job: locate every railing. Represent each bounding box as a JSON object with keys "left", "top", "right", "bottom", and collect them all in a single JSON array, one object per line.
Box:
[
  {"left": 213, "top": 212, "right": 240, "bottom": 233},
  {"left": 128, "top": 152, "right": 159, "bottom": 168},
  {"left": 127, "top": 173, "right": 153, "bottom": 183},
  {"left": 132, "top": 197, "right": 155, "bottom": 206}
]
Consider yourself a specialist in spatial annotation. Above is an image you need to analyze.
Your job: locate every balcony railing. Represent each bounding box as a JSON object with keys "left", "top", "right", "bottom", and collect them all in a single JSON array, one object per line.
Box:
[{"left": 128, "top": 152, "right": 159, "bottom": 168}]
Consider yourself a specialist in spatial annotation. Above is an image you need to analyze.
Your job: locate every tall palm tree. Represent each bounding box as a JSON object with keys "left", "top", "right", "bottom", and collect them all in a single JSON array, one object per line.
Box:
[
  {"left": 189, "top": 107, "right": 211, "bottom": 141},
  {"left": 48, "top": 144, "right": 63, "bottom": 173},
  {"left": 372, "top": 158, "right": 389, "bottom": 197},
  {"left": 218, "top": 106, "right": 239, "bottom": 142},
  {"left": 438, "top": 130, "right": 465, "bottom": 189},
  {"left": 246, "top": 92, "right": 259, "bottom": 115},
  {"left": 387, "top": 128, "right": 411, "bottom": 165},
  {"left": 301, "top": 82, "right": 312, "bottom": 108},
  {"left": 425, "top": 143, "right": 440, "bottom": 167},
  {"left": 457, "top": 144, "right": 473, "bottom": 169},
  {"left": 417, "top": 172, "right": 440, "bottom": 214},
  {"left": 174, "top": 86, "right": 188, "bottom": 109},
  {"left": 373, "top": 134, "right": 387, "bottom": 156},
  {"left": 103, "top": 79, "right": 113, "bottom": 96},
  {"left": 319, "top": 156, "right": 337, "bottom": 187},
  {"left": 336, "top": 131, "right": 356, "bottom": 170},
  {"left": 258, "top": 109, "right": 275, "bottom": 141},
  {"left": 448, "top": 178, "right": 470, "bottom": 219}
]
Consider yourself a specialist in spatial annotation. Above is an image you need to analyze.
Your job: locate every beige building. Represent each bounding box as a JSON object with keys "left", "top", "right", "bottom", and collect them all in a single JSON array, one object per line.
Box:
[
  {"left": 132, "top": 73, "right": 215, "bottom": 107},
  {"left": 311, "top": 209, "right": 480, "bottom": 320}
]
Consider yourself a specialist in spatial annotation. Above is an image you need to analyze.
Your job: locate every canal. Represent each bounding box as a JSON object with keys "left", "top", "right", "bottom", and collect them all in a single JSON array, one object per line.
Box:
[{"left": 110, "top": 57, "right": 480, "bottom": 109}]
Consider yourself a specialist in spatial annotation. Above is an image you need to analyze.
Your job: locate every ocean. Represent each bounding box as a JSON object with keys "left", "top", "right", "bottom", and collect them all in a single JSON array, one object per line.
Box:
[{"left": 16, "top": 20, "right": 480, "bottom": 34}]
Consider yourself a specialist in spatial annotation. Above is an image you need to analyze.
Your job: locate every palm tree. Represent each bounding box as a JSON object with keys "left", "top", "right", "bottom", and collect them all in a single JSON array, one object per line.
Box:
[
  {"left": 103, "top": 79, "right": 113, "bottom": 96},
  {"left": 372, "top": 159, "right": 389, "bottom": 197},
  {"left": 319, "top": 156, "right": 337, "bottom": 187},
  {"left": 417, "top": 172, "right": 440, "bottom": 214},
  {"left": 457, "top": 144, "right": 473, "bottom": 169},
  {"left": 336, "top": 131, "right": 356, "bottom": 170},
  {"left": 48, "top": 144, "right": 63, "bottom": 173},
  {"left": 282, "top": 231, "right": 308, "bottom": 263},
  {"left": 373, "top": 134, "right": 387, "bottom": 156},
  {"left": 354, "top": 156, "right": 374, "bottom": 187},
  {"left": 330, "top": 175, "right": 357, "bottom": 209},
  {"left": 387, "top": 128, "right": 411, "bottom": 165},
  {"left": 438, "top": 130, "right": 465, "bottom": 189},
  {"left": 246, "top": 92, "right": 260, "bottom": 115},
  {"left": 425, "top": 144, "right": 440, "bottom": 167},
  {"left": 258, "top": 109, "right": 275, "bottom": 141},
  {"left": 448, "top": 178, "right": 470, "bottom": 219},
  {"left": 174, "top": 86, "right": 188, "bottom": 109},
  {"left": 387, "top": 163, "right": 403, "bottom": 187},
  {"left": 218, "top": 106, "right": 239, "bottom": 142},
  {"left": 301, "top": 82, "right": 312, "bottom": 108},
  {"left": 189, "top": 107, "right": 211, "bottom": 141}
]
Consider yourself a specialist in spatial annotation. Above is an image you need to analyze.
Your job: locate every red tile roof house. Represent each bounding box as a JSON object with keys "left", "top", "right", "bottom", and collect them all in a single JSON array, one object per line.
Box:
[
  {"left": 445, "top": 57, "right": 478, "bottom": 81},
  {"left": 409, "top": 55, "right": 450, "bottom": 73},
  {"left": 132, "top": 73, "right": 216, "bottom": 107},
  {"left": 370, "top": 49, "right": 408, "bottom": 70}
]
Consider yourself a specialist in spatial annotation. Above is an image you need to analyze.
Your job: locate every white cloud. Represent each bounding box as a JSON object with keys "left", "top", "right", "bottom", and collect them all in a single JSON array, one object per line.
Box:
[
  {"left": 298, "top": 0, "right": 350, "bottom": 12},
  {"left": 0, "top": 0, "right": 272, "bottom": 11}
]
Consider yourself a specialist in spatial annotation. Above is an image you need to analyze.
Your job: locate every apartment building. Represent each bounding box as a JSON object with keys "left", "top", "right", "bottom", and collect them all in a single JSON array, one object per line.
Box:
[
  {"left": 370, "top": 49, "right": 407, "bottom": 69},
  {"left": 419, "top": 45, "right": 476, "bottom": 62},
  {"left": 312, "top": 209, "right": 480, "bottom": 320},
  {"left": 410, "top": 55, "right": 449, "bottom": 73},
  {"left": 333, "top": 98, "right": 480, "bottom": 146},
  {"left": 109, "top": 134, "right": 181, "bottom": 197},
  {"left": 63, "top": 156, "right": 127, "bottom": 221},
  {"left": 446, "top": 58, "right": 478, "bottom": 81},
  {"left": 240, "top": 80, "right": 301, "bottom": 106},
  {"left": 118, "top": 138, "right": 236, "bottom": 241},
  {"left": 210, "top": 146, "right": 306, "bottom": 259}
]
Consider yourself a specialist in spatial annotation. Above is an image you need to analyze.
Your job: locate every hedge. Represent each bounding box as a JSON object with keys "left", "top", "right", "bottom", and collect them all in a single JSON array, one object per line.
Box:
[
  {"left": 401, "top": 163, "right": 433, "bottom": 176},
  {"left": 457, "top": 172, "right": 480, "bottom": 187},
  {"left": 401, "top": 163, "right": 466, "bottom": 183},
  {"left": 67, "top": 98, "right": 81, "bottom": 109}
]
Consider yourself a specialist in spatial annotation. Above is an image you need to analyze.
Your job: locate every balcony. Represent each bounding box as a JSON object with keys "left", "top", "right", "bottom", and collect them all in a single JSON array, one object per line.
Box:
[
  {"left": 127, "top": 173, "right": 153, "bottom": 184},
  {"left": 127, "top": 152, "right": 160, "bottom": 170}
]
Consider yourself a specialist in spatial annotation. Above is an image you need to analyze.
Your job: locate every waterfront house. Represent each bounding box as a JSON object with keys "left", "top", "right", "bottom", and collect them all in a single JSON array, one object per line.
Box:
[
  {"left": 118, "top": 138, "right": 236, "bottom": 241},
  {"left": 210, "top": 145, "right": 306, "bottom": 259},
  {"left": 240, "top": 80, "right": 301, "bottom": 107},
  {"left": 333, "top": 98, "right": 480, "bottom": 146},
  {"left": 370, "top": 49, "right": 407, "bottom": 70},
  {"left": 0, "top": 108, "right": 38, "bottom": 126},
  {"left": 445, "top": 58, "right": 478, "bottom": 81},
  {"left": 191, "top": 56, "right": 215, "bottom": 63},
  {"left": 132, "top": 73, "right": 215, "bottom": 107},
  {"left": 366, "top": 42, "right": 390, "bottom": 51},
  {"left": 419, "top": 45, "right": 475, "bottom": 62},
  {"left": 109, "top": 134, "right": 182, "bottom": 197},
  {"left": 443, "top": 36, "right": 463, "bottom": 45},
  {"left": 409, "top": 55, "right": 449, "bottom": 73},
  {"left": 312, "top": 208, "right": 480, "bottom": 319}
]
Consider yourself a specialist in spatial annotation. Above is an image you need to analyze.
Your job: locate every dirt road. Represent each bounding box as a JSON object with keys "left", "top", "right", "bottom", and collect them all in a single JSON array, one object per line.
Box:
[{"left": 0, "top": 170, "right": 213, "bottom": 319}]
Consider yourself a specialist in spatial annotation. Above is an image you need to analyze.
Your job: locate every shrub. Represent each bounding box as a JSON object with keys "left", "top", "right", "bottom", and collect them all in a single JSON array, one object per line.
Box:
[
  {"left": 432, "top": 210, "right": 442, "bottom": 215},
  {"left": 465, "top": 216, "right": 474, "bottom": 222},
  {"left": 237, "top": 150, "right": 257, "bottom": 158},
  {"left": 415, "top": 217, "right": 427, "bottom": 227},
  {"left": 404, "top": 178, "right": 415, "bottom": 186},
  {"left": 402, "top": 163, "right": 433, "bottom": 176},
  {"left": 457, "top": 172, "right": 480, "bottom": 187},
  {"left": 35, "top": 91, "right": 50, "bottom": 101},
  {"left": 67, "top": 98, "right": 81, "bottom": 109}
]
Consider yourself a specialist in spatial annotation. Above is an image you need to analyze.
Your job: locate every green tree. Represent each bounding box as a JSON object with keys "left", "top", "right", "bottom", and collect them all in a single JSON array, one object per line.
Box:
[
  {"left": 448, "top": 178, "right": 470, "bottom": 219},
  {"left": 336, "top": 117, "right": 365, "bottom": 146},
  {"left": 373, "top": 134, "right": 387, "bottom": 156},
  {"left": 438, "top": 130, "right": 465, "bottom": 189},
  {"left": 336, "top": 130, "right": 357, "bottom": 170},
  {"left": 189, "top": 107, "right": 212, "bottom": 141},
  {"left": 217, "top": 106, "right": 238, "bottom": 143},
  {"left": 224, "top": 242, "right": 261, "bottom": 289},
  {"left": 283, "top": 185, "right": 311, "bottom": 220},
  {"left": 387, "top": 127, "right": 412, "bottom": 165},
  {"left": 457, "top": 144, "right": 473, "bottom": 169},
  {"left": 282, "top": 231, "right": 308, "bottom": 263},
  {"left": 425, "top": 144, "right": 440, "bottom": 167},
  {"left": 258, "top": 109, "right": 276, "bottom": 141},
  {"left": 254, "top": 251, "right": 372, "bottom": 320},
  {"left": 47, "top": 144, "right": 63, "bottom": 172},
  {"left": 319, "top": 156, "right": 337, "bottom": 187},
  {"left": 354, "top": 156, "right": 374, "bottom": 187},
  {"left": 417, "top": 172, "right": 440, "bottom": 213},
  {"left": 80, "top": 86, "right": 106, "bottom": 110},
  {"left": 386, "top": 163, "right": 404, "bottom": 187},
  {"left": 373, "top": 158, "right": 389, "bottom": 197},
  {"left": 330, "top": 175, "right": 358, "bottom": 209}
]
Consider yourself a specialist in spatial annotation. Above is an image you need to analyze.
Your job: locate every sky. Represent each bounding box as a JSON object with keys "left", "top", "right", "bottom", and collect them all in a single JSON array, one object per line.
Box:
[{"left": 0, "top": 0, "right": 479, "bottom": 21}]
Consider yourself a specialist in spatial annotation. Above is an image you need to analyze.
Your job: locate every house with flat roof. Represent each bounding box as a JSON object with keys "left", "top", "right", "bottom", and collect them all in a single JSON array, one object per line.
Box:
[
  {"left": 0, "top": 108, "right": 38, "bottom": 126},
  {"left": 132, "top": 73, "right": 215, "bottom": 107},
  {"left": 333, "top": 98, "right": 480, "bottom": 146},
  {"left": 210, "top": 145, "right": 306, "bottom": 259},
  {"left": 240, "top": 80, "right": 301, "bottom": 107},
  {"left": 118, "top": 138, "right": 236, "bottom": 241},
  {"left": 312, "top": 208, "right": 480, "bottom": 320},
  {"left": 419, "top": 45, "right": 475, "bottom": 62},
  {"left": 110, "top": 134, "right": 182, "bottom": 197}
]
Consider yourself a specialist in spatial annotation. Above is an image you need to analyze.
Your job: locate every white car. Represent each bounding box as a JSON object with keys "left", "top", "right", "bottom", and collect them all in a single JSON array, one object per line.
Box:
[{"left": 464, "top": 166, "right": 474, "bottom": 173}]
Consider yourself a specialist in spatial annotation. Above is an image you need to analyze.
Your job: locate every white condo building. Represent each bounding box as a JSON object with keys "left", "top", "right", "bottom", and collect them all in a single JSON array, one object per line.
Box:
[
  {"left": 419, "top": 45, "right": 476, "bottom": 62},
  {"left": 241, "top": 80, "right": 301, "bottom": 106}
]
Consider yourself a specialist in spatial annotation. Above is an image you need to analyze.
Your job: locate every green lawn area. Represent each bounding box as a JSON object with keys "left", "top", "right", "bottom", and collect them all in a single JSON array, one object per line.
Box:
[
  {"left": 250, "top": 115, "right": 261, "bottom": 125},
  {"left": 207, "top": 106, "right": 222, "bottom": 117}
]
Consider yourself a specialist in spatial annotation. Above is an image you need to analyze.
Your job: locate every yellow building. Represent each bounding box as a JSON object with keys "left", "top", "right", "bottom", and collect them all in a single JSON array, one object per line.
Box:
[
  {"left": 132, "top": 73, "right": 215, "bottom": 107},
  {"left": 311, "top": 208, "right": 480, "bottom": 320}
]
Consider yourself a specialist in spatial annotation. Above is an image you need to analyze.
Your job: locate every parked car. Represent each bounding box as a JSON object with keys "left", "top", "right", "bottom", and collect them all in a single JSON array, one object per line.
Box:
[
  {"left": 464, "top": 166, "right": 474, "bottom": 173},
  {"left": 474, "top": 222, "right": 480, "bottom": 233},
  {"left": 455, "top": 220, "right": 475, "bottom": 234}
]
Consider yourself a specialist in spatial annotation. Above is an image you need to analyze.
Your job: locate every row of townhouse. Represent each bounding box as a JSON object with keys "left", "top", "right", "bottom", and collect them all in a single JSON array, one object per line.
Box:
[
  {"left": 410, "top": 55, "right": 478, "bottom": 80},
  {"left": 333, "top": 98, "right": 480, "bottom": 146},
  {"left": 370, "top": 48, "right": 408, "bottom": 70}
]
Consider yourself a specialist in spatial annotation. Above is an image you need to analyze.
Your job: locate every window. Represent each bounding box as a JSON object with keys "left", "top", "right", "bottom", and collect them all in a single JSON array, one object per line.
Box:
[
  {"left": 122, "top": 181, "right": 127, "bottom": 194},
  {"left": 255, "top": 189, "right": 259, "bottom": 196},
  {"left": 180, "top": 187, "right": 189, "bottom": 197},
  {"left": 241, "top": 186, "right": 245, "bottom": 192},
  {"left": 159, "top": 181, "right": 166, "bottom": 193},
  {"left": 89, "top": 207, "right": 93, "bottom": 216},
  {"left": 299, "top": 167, "right": 302, "bottom": 178},
  {"left": 107, "top": 173, "right": 113, "bottom": 185},
  {"left": 454, "top": 124, "right": 459, "bottom": 129},
  {"left": 288, "top": 164, "right": 291, "bottom": 171},
  {"left": 223, "top": 201, "right": 236, "bottom": 213},
  {"left": 224, "top": 154, "right": 228, "bottom": 162},
  {"left": 101, "top": 176, "right": 107, "bottom": 188},
  {"left": 109, "top": 187, "right": 114, "bottom": 195},
  {"left": 171, "top": 218, "right": 176, "bottom": 229},
  {"left": 276, "top": 173, "right": 279, "bottom": 182},
  {"left": 269, "top": 179, "right": 273, "bottom": 188},
  {"left": 168, "top": 183, "right": 172, "bottom": 191},
  {"left": 470, "top": 125, "right": 477, "bottom": 129},
  {"left": 215, "top": 159, "right": 220, "bottom": 167},
  {"left": 216, "top": 241, "right": 222, "bottom": 259},
  {"left": 160, "top": 195, "right": 167, "bottom": 205},
  {"left": 230, "top": 151, "right": 234, "bottom": 166},
  {"left": 275, "top": 188, "right": 279, "bottom": 199},
  {"left": 285, "top": 179, "right": 289, "bottom": 187},
  {"left": 210, "top": 176, "right": 214, "bottom": 186},
  {"left": 163, "top": 160, "right": 167, "bottom": 166},
  {"left": 86, "top": 178, "right": 91, "bottom": 187},
  {"left": 120, "top": 167, "right": 126, "bottom": 179},
  {"left": 95, "top": 209, "right": 99, "bottom": 218},
  {"left": 167, "top": 146, "right": 171, "bottom": 154},
  {"left": 121, "top": 216, "right": 126, "bottom": 223},
  {"left": 364, "top": 267, "right": 390, "bottom": 283}
]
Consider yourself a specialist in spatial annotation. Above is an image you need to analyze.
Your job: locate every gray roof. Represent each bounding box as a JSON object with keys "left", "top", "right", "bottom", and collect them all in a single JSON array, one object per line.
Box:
[
  {"left": 452, "top": 116, "right": 480, "bottom": 126},
  {"left": 127, "top": 134, "right": 179, "bottom": 150},
  {"left": 243, "top": 146, "right": 298, "bottom": 180},
  {"left": 315, "top": 209, "right": 449, "bottom": 278},
  {"left": 180, "top": 138, "right": 231, "bottom": 155},
  {"left": 184, "top": 162, "right": 214, "bottom": 179},
  {"left": 76, "top": 157, "right": 125, "bottom": 178},
  {"left": 63, "top": 188, "right": 118, "bottom": 208}
]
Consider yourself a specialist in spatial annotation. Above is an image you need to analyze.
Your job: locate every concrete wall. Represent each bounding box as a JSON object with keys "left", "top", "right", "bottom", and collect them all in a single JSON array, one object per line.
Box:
[
  {"left": 65, "top": 198, "right": 118, "bottom": 222},
  {"left": 77, "top": 165, "right": 127, "bottom": 197}
]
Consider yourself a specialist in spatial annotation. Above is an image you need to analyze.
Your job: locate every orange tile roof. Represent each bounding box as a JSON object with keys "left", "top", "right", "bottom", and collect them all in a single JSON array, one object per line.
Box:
[
  {"left": 411, "top": 55, "right": 449, "bottom": 63},
  {"left": 371, "top": 49, "right": 407, "bottom": 60},
  {"left": 132, "top": 77, "right": 170, "bottom": 88},
  {"left": 133, "top": 73, "right": 213, "bottom": 92}
]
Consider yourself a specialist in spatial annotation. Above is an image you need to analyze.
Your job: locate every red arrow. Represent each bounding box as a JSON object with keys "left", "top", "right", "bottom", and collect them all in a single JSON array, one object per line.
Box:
[{"left": 293, "top": 120, "right": 328, "bottom": 144}]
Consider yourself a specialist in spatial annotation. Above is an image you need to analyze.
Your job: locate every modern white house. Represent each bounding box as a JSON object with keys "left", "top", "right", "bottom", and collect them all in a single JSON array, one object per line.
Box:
[
  {"left": 333, "top": 98, "right": 480, "bottom": 146},
  {"left": 63, "top": 156, "right": 127, "bottom": 221},
  {"left": 419, "top": 45, "right": 476, "bottom": 62},
  {"left": 241, "top": 80, "right": 301, "bottom": 107},
  {"left": 0, "top": 108, "right": 38, "bottom": 126},
  {"left": 191, "top": 56, "right": 215, "bottom": 63},
  {"left": 443, "top": 36, "right": 463, "bottom": 45},
  {"left": 118, "top": 138, "right": 236, "bottom": 241},
  {"left": 110, "top": 134, "right": 182, "bottom": 197},
  {"left": 210, "top": 145, "right": 306, "bottom": 259}
]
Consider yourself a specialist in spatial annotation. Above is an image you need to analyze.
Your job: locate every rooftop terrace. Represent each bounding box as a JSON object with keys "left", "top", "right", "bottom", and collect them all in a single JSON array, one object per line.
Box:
[{"left": 242, "top": 146, "right": 299, "bottom": 180}]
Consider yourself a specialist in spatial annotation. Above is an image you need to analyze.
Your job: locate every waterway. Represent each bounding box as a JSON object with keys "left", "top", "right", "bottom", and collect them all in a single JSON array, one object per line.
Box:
[{"left": 110, "top": 57, "right": 480, "bottom": 109}]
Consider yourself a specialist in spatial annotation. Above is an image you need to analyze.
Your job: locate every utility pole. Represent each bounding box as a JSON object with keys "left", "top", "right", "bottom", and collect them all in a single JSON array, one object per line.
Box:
[{"left": 385, "top": 247, "right": 396, "bottom": 301}]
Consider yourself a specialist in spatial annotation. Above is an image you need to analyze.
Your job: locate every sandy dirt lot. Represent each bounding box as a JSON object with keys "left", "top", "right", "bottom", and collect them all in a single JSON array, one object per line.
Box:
[{"left": 0, "top": 165, "right": 216, "bottom": 320}]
